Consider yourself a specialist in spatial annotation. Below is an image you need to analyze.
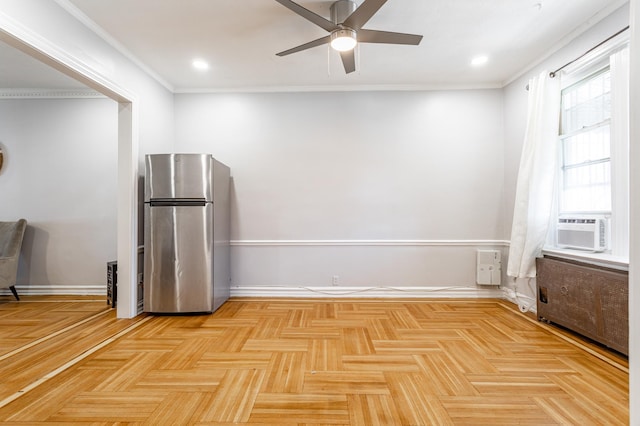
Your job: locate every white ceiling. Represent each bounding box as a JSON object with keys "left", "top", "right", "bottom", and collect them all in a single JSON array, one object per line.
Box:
[{"left": 0, "top": 0, "right": 629, "bottom": 92}]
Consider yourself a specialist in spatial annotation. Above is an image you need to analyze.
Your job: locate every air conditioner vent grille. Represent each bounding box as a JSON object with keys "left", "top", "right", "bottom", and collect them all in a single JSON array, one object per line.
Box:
[
  {"left": 556, "top": 216, "right": 609, "bottom": 252},
  {"left": 559, "top": 218, "right": 597, "bottom": 224}
]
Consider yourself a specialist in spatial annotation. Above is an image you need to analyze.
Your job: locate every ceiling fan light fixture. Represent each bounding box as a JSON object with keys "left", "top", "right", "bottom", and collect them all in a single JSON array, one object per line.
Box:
[
  {"left": 330, "top": 29, "right": 357, "bottom": 52},
  {"left": 274, "top": 0, "right": 423, "bottom": 74}
]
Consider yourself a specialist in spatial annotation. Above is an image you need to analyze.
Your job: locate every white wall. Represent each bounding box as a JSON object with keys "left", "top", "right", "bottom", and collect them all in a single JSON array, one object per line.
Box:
[
  {"left": 175, "top": 90, "right": 506, "bottom": 295},
  {"left": 0, "top": 97, "right": 117, "bottom": 290},
  {"left": 501, "top": 4, "right": 630, "bottom": 301}
]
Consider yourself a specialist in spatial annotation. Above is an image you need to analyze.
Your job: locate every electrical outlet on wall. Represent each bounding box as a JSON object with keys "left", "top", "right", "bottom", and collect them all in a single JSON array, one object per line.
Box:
[{"left": 332, "top": 275, "right": 339, "bottom": 286}]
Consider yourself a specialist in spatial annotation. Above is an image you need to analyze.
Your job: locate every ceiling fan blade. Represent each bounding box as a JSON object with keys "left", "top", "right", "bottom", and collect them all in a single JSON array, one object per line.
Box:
[
  {"left": 358, "top": 29, "right": 423, "bottom": 45},
  {"left": 276, "top": 35, "right": 332, "bottom": 56},
  {"left": 340, "top": 50, "right": 356, "bottom": 74},
  {"left": 342, "top": 0, "right": 388, "bottom": 30},
  {"left": 274, "top": 0, "right": 339, "bottom": 32}
]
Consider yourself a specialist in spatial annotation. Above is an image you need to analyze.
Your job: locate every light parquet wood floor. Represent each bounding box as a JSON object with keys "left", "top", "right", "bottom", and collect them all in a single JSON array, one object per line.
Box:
[
  {"left": 0, "top": 297, "right": 629, "bottom": 425},
  {"left": 0, "top": 296, "right": 110, "bottom": 358}
]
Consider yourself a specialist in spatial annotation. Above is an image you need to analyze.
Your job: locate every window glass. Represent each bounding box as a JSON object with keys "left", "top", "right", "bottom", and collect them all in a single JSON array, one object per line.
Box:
[
  {"left": 559, "top": 67, "right": 611, "bottom": 214},
  {"left": 561, "top": 162, "right": 611, "bottom": 212},
  {"left": 561, "top": 70, "right": 610, "bottom": 134},
  {"left": 562, "top": 125, "right": 610, "bottom": 166}
]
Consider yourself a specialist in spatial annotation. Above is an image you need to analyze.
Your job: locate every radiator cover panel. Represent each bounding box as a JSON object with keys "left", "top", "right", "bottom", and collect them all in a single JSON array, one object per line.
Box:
[{"left": 536, "top": 256, "right": 628, "bottom": 355}]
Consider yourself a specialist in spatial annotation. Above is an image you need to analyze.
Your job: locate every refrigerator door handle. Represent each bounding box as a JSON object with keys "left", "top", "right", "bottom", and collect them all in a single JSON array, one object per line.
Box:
[{"left": 149, "top": 198, "right": 207, "bottom": 207}]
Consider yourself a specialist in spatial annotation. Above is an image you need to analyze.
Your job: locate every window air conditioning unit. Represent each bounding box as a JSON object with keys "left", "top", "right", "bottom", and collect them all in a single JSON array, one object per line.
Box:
[{"left": 556, "top": 217, "right": 609, "bottom": 252}]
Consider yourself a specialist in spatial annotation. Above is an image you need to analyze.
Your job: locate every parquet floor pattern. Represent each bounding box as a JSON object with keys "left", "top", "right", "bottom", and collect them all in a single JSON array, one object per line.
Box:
[
  {"left": 0, "top": 298, "right": 629, "bottom": 425},
  {"left": 0, "top": 296, "right": 109, "bottom": 357}
]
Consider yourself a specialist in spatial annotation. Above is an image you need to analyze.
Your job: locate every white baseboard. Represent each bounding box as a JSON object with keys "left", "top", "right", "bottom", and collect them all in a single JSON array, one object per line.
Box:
[
  {"left": 230, "top": 285, "right": 504, "bottom": 299},
  {"left": 0, "top": 285, "right": 106, "bottom": 297},
  {"left": 3, "top": 285, "right": 512, "bottom": 304}
]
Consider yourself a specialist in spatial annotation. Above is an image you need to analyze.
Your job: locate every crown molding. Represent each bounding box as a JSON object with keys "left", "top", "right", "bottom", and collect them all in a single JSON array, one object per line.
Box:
[{"left": 174, "top": 83, "right": 504, "bottom": 95}]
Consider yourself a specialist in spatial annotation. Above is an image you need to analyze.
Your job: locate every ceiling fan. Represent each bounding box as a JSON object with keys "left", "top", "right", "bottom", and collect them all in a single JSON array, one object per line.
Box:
[{"left": 274, "top": 0, "right": 423, "bottom": 74}]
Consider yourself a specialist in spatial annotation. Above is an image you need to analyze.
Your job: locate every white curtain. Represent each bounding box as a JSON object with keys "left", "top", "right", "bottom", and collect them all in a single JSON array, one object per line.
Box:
[
  {"left": 609, "top": 47, "right": 630, "bottom": 258},
  {"left": 507, "top": 70, "right": 560, "bottom": 279}
]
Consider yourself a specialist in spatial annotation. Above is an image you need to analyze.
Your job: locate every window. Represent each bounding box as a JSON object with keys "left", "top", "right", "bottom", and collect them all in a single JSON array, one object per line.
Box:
[
  {"left": 559, "top": 68, "right": 611, "bottom": 214},
  {"left": 555, "top": 42, "right": 629, "bottom": 258}
]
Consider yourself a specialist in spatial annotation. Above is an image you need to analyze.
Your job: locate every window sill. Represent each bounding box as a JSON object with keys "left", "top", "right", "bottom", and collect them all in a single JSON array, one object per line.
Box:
[{"left": 542, "top": 247, "right": 629, "bottom": 272}]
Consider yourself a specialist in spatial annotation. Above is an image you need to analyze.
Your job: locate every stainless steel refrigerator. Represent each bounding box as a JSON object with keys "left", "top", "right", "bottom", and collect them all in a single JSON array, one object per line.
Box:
[{"left": 143, "top": 153, "right": 230, "bottom": 314}]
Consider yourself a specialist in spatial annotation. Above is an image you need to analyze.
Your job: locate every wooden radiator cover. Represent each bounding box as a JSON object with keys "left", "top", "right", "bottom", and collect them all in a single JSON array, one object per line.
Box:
[{"left": 536, "top": 256, "right": 628, "bottom": 355}]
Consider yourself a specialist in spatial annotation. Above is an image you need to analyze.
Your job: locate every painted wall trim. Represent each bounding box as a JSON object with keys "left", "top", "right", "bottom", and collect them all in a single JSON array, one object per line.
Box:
[
  {"left": 2, "top": 285, "right": 505, "bottom": 300},
  {"left": 174, "top": 82, "right": 504, "bottom": 94},
  {"left": 231, "top": 285, "right": 504, "bottom": 299},
  {"left": 0, "top": 9, "right": 135, "bottom": 103},
  {"left": 0, "top": 88, "right": 105, "bottom": 98},
  {"left": 1, "top": 286, "right": 106, "bottom": 296},
  {"left": 231, "top": 239, "right": 510, "bottom": 247}
]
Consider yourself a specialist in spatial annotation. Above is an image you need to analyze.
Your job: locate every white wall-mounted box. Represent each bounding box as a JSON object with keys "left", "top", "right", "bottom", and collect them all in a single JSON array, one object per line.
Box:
[{"left": 477, "top": 250, "right": 501, "bottom": 285}]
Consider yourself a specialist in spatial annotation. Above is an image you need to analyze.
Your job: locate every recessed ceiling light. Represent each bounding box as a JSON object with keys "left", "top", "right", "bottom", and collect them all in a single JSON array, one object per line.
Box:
[
  {"left": 471, "top": 55, "right": 489, "bottom": 67},
  {"left": 192, "top": 59, "right": 209, "bottom": 71}
]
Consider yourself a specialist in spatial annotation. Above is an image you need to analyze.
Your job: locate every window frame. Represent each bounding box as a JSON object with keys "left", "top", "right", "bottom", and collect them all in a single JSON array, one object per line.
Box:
[{"left": 549, "top": 38, "right": 630, "bottom": 260}]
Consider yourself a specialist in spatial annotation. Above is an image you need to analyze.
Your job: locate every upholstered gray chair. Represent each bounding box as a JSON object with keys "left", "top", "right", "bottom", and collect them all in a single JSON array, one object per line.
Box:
[{"left": 0, "top": 219, "right": 27, "bottom": 300}]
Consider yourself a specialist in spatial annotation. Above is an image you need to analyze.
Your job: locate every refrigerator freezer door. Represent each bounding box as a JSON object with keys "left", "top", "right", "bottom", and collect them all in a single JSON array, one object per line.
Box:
[
  {"left": 145, "top": 154, "right": 213, "bottom": 201},
  {"left": 144, "top": 203, "right": 214, "bottom": 313}
]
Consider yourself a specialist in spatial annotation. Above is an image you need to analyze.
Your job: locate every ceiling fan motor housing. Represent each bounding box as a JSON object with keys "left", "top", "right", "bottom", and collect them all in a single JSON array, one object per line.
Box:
[{"left": 330, "top": 0, "right": 357, "bottom": 25}]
